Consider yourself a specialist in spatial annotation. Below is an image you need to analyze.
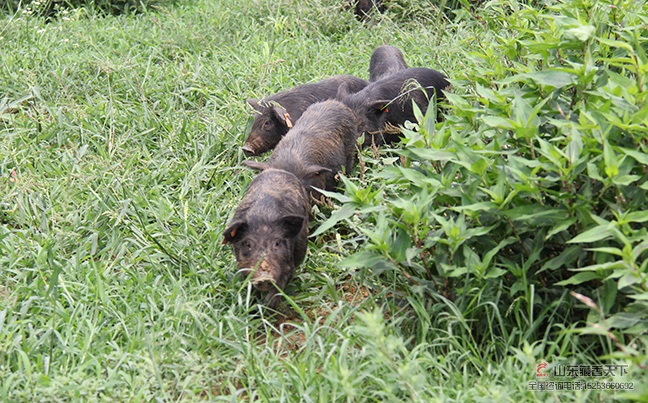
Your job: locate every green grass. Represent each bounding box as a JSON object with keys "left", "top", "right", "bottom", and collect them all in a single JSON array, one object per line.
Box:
[{"left": 1, "top": 0, "right": 646, "bottom": 401}]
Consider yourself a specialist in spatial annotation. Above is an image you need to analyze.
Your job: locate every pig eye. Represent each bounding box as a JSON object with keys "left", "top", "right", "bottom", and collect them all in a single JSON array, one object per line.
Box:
[{"left": 241, "top": 240, "right": 253, "bottom": 257}]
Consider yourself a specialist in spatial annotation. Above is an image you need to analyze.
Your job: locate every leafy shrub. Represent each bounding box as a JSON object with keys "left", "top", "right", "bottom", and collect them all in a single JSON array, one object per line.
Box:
[{"left": 321, "top": 0, "right": 647, "bottom": 364}]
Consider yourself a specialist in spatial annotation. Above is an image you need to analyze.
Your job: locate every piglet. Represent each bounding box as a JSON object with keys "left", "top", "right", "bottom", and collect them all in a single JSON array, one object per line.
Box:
[
  {"left": 222, "top": 168, "right": 310, "bottom": 309},
  {"left": 243, "top": 100, "right": 358, "bottom": 201},
  {"left": 338, "top": 67, "right": 450, "bottom": 146}
]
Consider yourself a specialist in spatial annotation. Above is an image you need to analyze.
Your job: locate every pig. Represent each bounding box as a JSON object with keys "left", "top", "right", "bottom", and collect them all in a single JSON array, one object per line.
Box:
[
  {"left": 353, "top": 0, "right": 384, "bottom": 20},
  {"left": 243, "top": 100, "right": 359, "bottom": 201},
  {"left": 369, "top": 45, "right": 408, "bottom": 82},
  {"left": 222, "top": 168, "right": 310, "bottom": 309},
  {"left": 243, "top": 75, "right": 368, "bottom": 156},
  {"left": 337, "top": 67, "right": 450, "bottom": 146}
]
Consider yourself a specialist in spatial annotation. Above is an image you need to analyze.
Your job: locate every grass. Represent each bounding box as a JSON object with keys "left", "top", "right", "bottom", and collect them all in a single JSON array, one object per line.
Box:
[{"left": 1, "top": 0, "right": 646, "bottom": 401}]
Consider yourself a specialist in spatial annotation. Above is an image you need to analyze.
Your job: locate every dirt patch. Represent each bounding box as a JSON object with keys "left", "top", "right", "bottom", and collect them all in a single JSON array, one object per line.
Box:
[{"left": 339, "top": 282, "right": 373, "bottom": 305}]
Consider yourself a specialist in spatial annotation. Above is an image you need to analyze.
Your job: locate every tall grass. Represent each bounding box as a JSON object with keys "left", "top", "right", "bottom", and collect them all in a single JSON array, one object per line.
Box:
[{"left": 1, "top": 0, "right": 646, "bottom": 400}]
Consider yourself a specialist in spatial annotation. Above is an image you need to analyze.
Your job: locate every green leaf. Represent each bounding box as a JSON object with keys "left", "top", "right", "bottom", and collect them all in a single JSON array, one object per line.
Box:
[
  {"left": 618, "top": 272, "right": 640, "bottom": 289},
  {"left": 568, "top": 225, "right": 613, "bottom": 243},
  {"left": 587, "top": 162, "right": 604, "bottom": 181},
  {"left": 537, "top": 138, "right": 565, "bottom": 168},
  {"left": 607, "top": 312, "right": 643, "bottom": 329},
  {"left": 565, "top": 25, "right": 595, "bottom": 41},
  {"left": 340, "top": 251, "right": 398, "bottom": 274},
  {"left": 604, "top": 140, "right": 621, "bottom": 179},
  {"left": 539, "top": 245, "right": 582, "bottom": 273},
  {"left": 570, "top": 261, "right": 629, "bottom": 272},
  {"left": 525, "top": 71, "right": 575, "bottom": 88},
  {"left": 613, "top": 175, "right": 641, "bottom": 186},
  {"left": 621, "top": 148, "right": 648, "bottom": 165},
  {"left": 311, "top": 204, "right": 356, "bottom": 237},
  {"left": 407, "top": 148, "right": 456, "bottom": 162},
  {"left": 475, "top": 84, "right": 505, "bottom": 103},
  {"left": 444, "top": 92, "right": 472, "bottom": 109},
  {"left": 632, "top": 242, "right": 648, "bottom": 260},
  {"left": 545, "top": 217, "right": 577, "bottom": 240},
  {"left": 483, "top": 237, "right": 517, "bottom": 267},
  {"left": 317, "top": 187, "right": 352, "bottom": 204},
  {"left": 556, "top": 271, "right": 602, "bottom": 286},
  {"left": 423, "top": 96, "right": 438, "bottom": 136},
  {"left": 481, "top": 116, "right": 515, "bottom": 129},
  {"left": 470, "top": 158, "right": 488, "bottom": 175},
  {"left": 625, "top": 211, "right": 648, "bottom": 223},
  {"left": 446, "top": 266, "right": 469, "bottom": 277},
  {"left": 565, "top": 128, "right": 583, "bottom": 165},
  {"left": 412, "top": 99, "right": 424, "bottom": 126},
  {"left": 395, "top": 166, "right": 442, "bottom": 188},
  {"left": 597, "top": 37, "right": 635, "bottom": 53},
  {"left": 484, "top": 266, "right": 507, "bottom": 279},
  {"left": 600, "top": 280, "right": 617, "bottom": 315},
  {"left": 451, "top": 202, "right": 499, "bottom": 213},
  {"left": 463, "top": 224, "right": 497, "bottom": 238},
  {"left": 503, "top": 205, "right": 568, "bottom": 226},
  {"left": 586, "top": 247, "right": 623, "bottom": 256}
]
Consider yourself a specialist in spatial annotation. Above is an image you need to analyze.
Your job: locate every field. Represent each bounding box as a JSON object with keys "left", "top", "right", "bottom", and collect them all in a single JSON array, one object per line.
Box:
[{"left": 1, "top": 0, "right": 647, "bottom": 401}]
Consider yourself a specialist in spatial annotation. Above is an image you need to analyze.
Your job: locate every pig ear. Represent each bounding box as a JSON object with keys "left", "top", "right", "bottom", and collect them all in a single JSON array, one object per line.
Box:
[
  {"left": 336, "top": 82, "right": 351, "bottom": 100},
  {"left": 222, "top": 220, "right": 248, "bottom": 244},
  {"left": 247, "top": 99, "right": 262, "bottom": 111},
  {"left": 367, "top": 100, "right": 390, "bottom": 118},
  {"left": 303, "top": 165, "right": 333, "bottom": 180},
  {"left": 242, "top": 160, "right": 270, "bottom": 171},
  {"left": 302, "top": 165, "right": 333, "bottom": 181},
  {"left": 278, "top": 215, "right": 305, "bottom": 238},
  {"left": 271, "top": 105, "right": 293, "bottom": 129}
]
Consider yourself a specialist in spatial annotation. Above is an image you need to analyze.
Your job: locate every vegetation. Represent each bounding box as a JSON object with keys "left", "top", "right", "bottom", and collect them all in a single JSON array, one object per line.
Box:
[
  {"left": 1, "top": 0, "right": 646, "bottom": 400},
  {"left": 0, "top": 0, "right": 176, "bottom": 17}
]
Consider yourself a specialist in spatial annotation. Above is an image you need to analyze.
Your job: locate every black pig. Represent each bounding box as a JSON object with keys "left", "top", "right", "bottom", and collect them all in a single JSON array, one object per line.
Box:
[
  {"left": 353, "top": 0, "right": 384, "bottom": 20},
  {"left": 369, "top": 45, "right": 408, "bottom": 82},
  {"left": 243, "top": 100, "right": 358, "bottom": 200},
  {"left": 338, "top": 67, "right": 450, "bottom": 146},
  {"left": 222, "top": 168, "right": 310, "bottom": 309},
  {"left": 243, "top": 75, "right": 368, "bottom": 156}
]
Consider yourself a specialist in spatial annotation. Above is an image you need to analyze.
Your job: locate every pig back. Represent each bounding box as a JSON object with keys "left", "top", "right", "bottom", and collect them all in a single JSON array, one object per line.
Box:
[
  {"left": 264, "top": 75, "right": 368, "bottom": 121},
  {"left": 269, "top": 100, "right": 359, "bottom": 189},
  {"left": 342, "top": 67, "right": 449, "bottom": 141},
  {"left": 369, "top": 45, "right": 409, "bottom": 82}
]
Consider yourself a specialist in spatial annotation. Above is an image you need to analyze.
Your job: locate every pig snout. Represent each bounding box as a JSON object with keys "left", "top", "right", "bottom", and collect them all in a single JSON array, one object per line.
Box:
[
  {"left": 237, "top": 265, "right": 275, "bottom": 291},
  {"left": 241, "top": 144, "right": 256, "bottom": 156},
  {"left": 252, "top": 271, "right": 275, "bottom": 291},
  {"left": 250, "top": 260, "right": 279, "bottom": 292}
]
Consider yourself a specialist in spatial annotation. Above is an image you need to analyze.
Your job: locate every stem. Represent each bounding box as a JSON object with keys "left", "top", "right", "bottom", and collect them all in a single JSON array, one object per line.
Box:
[
  {"left": 508, "top": 218, "right": 528, "bottom": 256},
  {"left": 527, "top": 138, "right": 536, "bottom": 160}
]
